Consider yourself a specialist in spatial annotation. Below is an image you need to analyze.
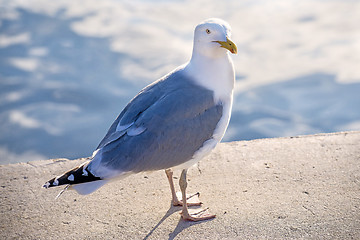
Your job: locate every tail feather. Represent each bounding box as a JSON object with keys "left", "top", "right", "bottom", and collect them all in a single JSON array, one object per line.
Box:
[{"left": 43, "top": 161, "right": 102, "bottom": 189}]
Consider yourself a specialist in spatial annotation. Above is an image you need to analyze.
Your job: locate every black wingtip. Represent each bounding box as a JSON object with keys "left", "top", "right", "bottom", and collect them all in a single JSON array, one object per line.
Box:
[
  {"left": 43, "top": 176, "right": 59, "bottom": 189},
  {"left": 43, "top": 162, "right": 101, "bottom": 189}
]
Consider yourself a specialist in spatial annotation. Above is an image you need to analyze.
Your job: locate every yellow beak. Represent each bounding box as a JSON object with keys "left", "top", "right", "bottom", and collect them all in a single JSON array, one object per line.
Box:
[{"left": 214, "top": 37, "right": 237, "bottom": 54}]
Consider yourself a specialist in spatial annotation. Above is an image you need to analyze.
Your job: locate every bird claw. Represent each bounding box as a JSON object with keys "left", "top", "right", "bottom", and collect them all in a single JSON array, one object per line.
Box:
[{"left": 181, "top": 207, "right": 216, "bottom": 221}]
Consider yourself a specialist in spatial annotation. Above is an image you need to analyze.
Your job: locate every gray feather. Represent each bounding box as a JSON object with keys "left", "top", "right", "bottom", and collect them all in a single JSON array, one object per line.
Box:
[{"left": 91, "top": 68, "right": 223, "bottom": 175}]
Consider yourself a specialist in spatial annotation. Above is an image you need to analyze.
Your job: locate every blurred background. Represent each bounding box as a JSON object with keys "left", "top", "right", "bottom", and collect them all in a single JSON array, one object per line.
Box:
[{"left": 0, "top": 0, "right": 359, "bottom": 164}]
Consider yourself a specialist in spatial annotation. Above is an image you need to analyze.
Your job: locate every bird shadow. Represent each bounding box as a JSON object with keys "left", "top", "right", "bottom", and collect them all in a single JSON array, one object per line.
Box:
[
  {"left": 167, "top": 216, "right": 213, "bottom": 240},
  {"left": 142, "top": 204, "right": 178, "bottom": 240},
  {"left": 142, "top": 203, "right": 214, "bottom": 240}
]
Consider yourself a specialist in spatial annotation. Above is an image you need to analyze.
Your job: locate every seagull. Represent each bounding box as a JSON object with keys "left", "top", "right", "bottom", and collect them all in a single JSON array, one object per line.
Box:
[{"left": 44, "top": 18, "right": 237, "bottom": 222}]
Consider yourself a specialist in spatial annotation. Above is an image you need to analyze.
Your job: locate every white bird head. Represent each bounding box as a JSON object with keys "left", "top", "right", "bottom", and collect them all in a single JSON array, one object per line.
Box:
[{"left": 192, "top": 18, "right": 237, "bottom": 59}]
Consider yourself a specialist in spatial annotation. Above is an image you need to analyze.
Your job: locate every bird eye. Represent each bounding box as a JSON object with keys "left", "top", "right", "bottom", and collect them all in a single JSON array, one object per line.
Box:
[{"left": 206, "top": 29, "right": 211, "bottom": 34}]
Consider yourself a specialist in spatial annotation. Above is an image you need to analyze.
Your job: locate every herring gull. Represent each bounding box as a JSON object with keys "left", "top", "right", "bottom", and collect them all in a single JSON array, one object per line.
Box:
[{"left": 44, "top": 18, "right": 237, "bottom": 221}]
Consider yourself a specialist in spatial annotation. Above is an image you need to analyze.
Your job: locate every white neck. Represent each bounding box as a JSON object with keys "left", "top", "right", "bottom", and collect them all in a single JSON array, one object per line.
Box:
[{"left": 183, "top": 51, "right": 235, "bottom": 103}]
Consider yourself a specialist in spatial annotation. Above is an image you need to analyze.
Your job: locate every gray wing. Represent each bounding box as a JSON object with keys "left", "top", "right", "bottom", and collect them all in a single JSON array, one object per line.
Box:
[
  {"left": 90, "top": 70, "right": 223, "bottom": 175},
  {"left": 96, "top": 80, "right": 163, "bottom": 150}
]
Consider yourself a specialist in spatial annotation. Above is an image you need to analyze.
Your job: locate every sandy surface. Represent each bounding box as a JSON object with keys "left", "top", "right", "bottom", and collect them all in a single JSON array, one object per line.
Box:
[{"left": 1, "top": 131, "right": 359, "bottom": 239}]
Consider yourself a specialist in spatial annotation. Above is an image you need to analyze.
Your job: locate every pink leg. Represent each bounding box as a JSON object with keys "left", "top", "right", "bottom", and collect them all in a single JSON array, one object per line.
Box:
[
  {"left": 165, "top": 169, "right": 201, "bottom": 206},
  {"left": 179, "top": 169, "right": 216, "bottom": 221}
]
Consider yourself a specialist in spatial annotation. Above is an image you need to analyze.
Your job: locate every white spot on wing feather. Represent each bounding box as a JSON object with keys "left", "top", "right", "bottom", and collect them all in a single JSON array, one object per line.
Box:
[
  {"left": 53, "top": 178, "right": 59, "bottom": 186},
  {"left": 127, "top": 126, "right": 146, "bottom": 136},
  {"left": 67, "top": 174, "right": 74, "bottom": 181}
]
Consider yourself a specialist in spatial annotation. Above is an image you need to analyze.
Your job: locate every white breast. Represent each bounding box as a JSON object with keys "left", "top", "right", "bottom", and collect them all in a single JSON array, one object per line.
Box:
[
  {"left": 185, "top": 54, "right": 235, "bottom": 102},
  {"left": 174, "top": 54, "right": 235, "bottom": 170}
]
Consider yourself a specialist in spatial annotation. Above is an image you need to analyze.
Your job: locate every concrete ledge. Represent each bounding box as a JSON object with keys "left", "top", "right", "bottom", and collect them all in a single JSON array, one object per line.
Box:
[{"left": 1, "top": 131, "right": 359, "bottom": 239}]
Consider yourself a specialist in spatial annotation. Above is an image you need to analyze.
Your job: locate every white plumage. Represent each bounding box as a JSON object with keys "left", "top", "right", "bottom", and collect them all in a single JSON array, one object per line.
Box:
[{"left": 44, "top": 18, "right": 237, "bottom": 222}]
